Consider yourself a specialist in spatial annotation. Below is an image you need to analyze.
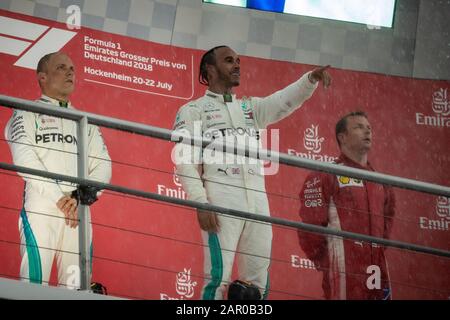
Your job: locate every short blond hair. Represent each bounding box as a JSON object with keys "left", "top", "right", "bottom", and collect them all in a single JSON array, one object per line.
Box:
[{"left": 36, "top": 52, "right": 59, "bottom": 74}]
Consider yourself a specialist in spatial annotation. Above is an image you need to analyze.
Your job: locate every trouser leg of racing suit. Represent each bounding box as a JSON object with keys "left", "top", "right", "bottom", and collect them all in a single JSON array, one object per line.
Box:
[
  {"left": 201, "top": 215, "right": 243, "bottom": 300},
  {"left": 236, "top": 218, "right": 272, "bottom": 298},
  {"left": 201, "top": 180, "right": 272, "bottom": 300},
  {"left": 19, "top": 200, "right": 57, "bottom": 286},
  {"left": 56, "top": 209, "right": 92, "bottom": 290},
  {"left": 19, "top": 198, "right": 91, "bottom": 289}
]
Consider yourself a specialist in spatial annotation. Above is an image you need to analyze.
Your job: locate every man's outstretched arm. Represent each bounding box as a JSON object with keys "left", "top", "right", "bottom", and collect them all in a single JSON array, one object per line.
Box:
[{"left": 252, "top": 65, "right": 332, "bottom": 128}]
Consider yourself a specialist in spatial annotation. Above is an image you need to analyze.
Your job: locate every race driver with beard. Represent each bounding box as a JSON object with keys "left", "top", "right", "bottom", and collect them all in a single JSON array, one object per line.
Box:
[{"left": 173, "top": 45, "right": 331, "bottom": 300}]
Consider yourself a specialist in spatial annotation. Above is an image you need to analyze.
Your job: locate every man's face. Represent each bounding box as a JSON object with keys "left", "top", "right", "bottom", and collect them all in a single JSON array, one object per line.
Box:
[
  {"left": 209, "top": 47, "right": 240, "bottom": 87},
  {"left": 39, "top": 53, "right": 75, "bottom": 99},
  {"left": 340, "top": 116, "right": 372, "bottom": 153}
]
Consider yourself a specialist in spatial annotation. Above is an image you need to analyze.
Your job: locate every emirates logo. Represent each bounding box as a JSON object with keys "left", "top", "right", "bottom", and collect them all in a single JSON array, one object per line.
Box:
[
  {"left": 303, "top": 124, "right": 324, "bottom": 153},
  {"left": 175, "top": 268, "right": 197, "bottom": 298},
  {"left": 436, "top": 196, "right": 450, "bottom": 220},
  {"left": 432, "top": 88, "right": 449, "bottom": 116},
  {"left": 416, "top": 88, "right": 450, "bottom": 127}
]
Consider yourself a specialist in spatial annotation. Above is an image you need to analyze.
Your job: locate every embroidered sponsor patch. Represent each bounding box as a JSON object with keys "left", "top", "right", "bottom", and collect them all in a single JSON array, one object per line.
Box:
[{"left": 337, "top": 176, "right": 364, "bottom": 188}]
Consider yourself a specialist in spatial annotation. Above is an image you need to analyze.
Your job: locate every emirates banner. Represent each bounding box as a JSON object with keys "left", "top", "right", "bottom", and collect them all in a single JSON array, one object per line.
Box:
[{"left": 0, "top": 10, "right": 449, "bottom": 299}]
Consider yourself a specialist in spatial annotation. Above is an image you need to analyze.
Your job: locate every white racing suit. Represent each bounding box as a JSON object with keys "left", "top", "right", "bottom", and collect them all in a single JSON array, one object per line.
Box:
[
  {"left": 173, "top": 72, "right": 318, "bottom": 299},
  {"left": 4, "top": 95, "right": 112, "bottom": 289}
]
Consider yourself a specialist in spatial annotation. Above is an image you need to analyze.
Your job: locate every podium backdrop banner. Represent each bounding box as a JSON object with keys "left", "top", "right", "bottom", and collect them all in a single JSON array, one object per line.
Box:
[{"left": 0, "top": 10, "right": 448, "bottom": 299}]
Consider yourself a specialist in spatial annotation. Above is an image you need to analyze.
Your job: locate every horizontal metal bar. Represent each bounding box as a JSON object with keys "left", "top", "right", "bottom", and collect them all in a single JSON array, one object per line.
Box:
[
  {"left": 1, "top": 162, "right": 449, "bottom": 259},
  {"left": 1, "top": 94, "right": 449, "bottom": 197},
  {"left": 1, "top": 94, "right": 83, "bottom": 121},
  {"left": 0, "top": 94, "right": 173, "bottom": 141},
  {"left": 0, "top": 277, "right": 125, "bottom": 300},
  {"left": 270, "top": 149, "right": 450, "bottom": 197}
]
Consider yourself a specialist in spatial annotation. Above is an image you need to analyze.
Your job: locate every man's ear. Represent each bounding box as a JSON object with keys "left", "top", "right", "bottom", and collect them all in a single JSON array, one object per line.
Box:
[
  {"left": 206, "top": 64, "right": 216, "bottom": 81},
  {"left": 37, "top": 72, "right": 47, "bottom": 85},
  {"left": 337, "top": 132, "right": 345, "bottom": 146}
]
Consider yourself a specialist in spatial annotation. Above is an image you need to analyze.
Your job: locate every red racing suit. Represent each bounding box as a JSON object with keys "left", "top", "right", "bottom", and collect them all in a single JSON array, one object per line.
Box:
[{"left": 298, "top": 154, "right": 396, "bottom": 299}]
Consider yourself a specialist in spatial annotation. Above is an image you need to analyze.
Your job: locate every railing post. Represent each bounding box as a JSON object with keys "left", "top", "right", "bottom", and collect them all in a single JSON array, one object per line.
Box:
[{"left": 77, "top": 116, "right": 90, "bottom": 291}]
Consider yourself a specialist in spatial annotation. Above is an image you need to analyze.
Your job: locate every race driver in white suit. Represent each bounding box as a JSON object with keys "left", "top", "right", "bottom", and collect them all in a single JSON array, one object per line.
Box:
[
  {"left": 172, "top": 46, "right": 331, "bottom": 299},
  {"left": 5, "top": 52, "right": 111, "bottom": 289}
]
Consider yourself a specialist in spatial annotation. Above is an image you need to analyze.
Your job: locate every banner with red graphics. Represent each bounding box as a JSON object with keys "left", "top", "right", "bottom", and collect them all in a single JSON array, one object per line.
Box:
[{"left": 0, "top": 9, "right": 449, "bottom": 300}]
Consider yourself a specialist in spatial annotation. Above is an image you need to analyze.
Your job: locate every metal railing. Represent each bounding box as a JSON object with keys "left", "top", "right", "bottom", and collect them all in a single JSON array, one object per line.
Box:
[
  {"left": 0, "top": 277, "right": 124, "bottom": 300},
  {"left": 1, "top": 94, "right": 449, "bottom": 292}
]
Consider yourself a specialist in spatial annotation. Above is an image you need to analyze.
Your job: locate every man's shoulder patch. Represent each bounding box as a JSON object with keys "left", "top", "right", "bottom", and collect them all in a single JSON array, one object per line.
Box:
[{"left": 336, "top": 176, "right": 364, "bottom": 188}]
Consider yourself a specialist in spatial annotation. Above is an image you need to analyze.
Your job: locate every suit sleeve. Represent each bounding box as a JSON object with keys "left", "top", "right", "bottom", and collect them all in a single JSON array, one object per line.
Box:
[
  {"left": 252, "top": 71, "right": 318, "bottom": 129},
  {"left": 383, "top": 186, "right": 396, "bottom": 239},
  {"left": 87, "top": 125, "right": 112, "bottom": 195},
  {"left": 4, "top": 110, "right": 64, "bottom": 203},
  {"left": 298, "top": 171, "right": 331, "bottom": 268},
  {"left": 172, "top": 104, "right": 208, "bottom": 204}
]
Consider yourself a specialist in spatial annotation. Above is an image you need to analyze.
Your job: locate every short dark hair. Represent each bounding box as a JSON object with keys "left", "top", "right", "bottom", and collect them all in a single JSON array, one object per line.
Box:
[
  {"left": 335, "top": 111, "right": 368, "bottom": 147},
  {"left": 36, "top": 52, "right": 59, "bottom": 74},
  {"left": 199, "top": 45, "right": 228, "bottom": 86}
]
